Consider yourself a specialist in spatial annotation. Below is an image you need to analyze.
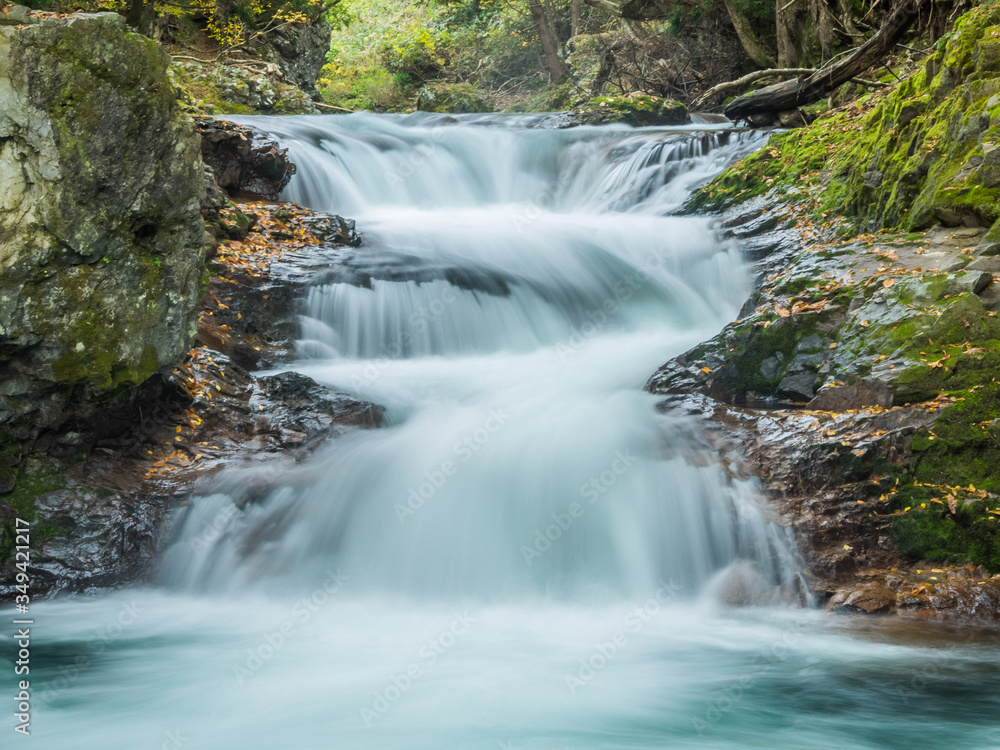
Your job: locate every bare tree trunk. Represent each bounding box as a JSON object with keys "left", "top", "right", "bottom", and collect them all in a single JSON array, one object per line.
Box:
[
  {"left": 721, "top": 0, "right": 776, "bottom": 68},
  {"left": 812, "top": 0, "right": 836, "bottom": 61},
  {"left": 125, "top": 0, "right": 151, "bottom": 32},
  {"left": 572, "top": 0, "right": 582, "bottom": 37},
  {"left": 776, "top": 0, "right": 814, "bottom": 67},
  {"left": 726, "top": 0, "right": 930, "bottom": 120},
  {"left": 528, "top": 0, "right": 568, "bottom": 80}
]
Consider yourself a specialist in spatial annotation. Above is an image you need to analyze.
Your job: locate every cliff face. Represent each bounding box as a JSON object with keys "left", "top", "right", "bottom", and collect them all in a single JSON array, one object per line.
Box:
[{"left": 0, "top": 10, "right": 209, "bottom": 472}]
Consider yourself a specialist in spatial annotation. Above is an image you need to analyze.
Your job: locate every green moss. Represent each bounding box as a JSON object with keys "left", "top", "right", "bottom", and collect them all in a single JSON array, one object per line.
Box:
[
  {"left": 690, "top": 4, "right": 1000, "bottom": 229},
  {"left": 878, "top": 381, "right": 1000, "bottom": 572},
  {"left": 716, "top": 316, "right": 816, "bottom": 397},
  {"left": 909, "top": 383, "right": 1000, "bottom": 493},
  {"left": 416, "top": 82, "right": 491, "bottom": 114},
  {"left": 0, "top": 463, "right": 71, "bottom": 568},
  {"left": 892, "top": 503, "right": 1000, "bottom": 572},
  {"left": 2, "top": 463, "right": 66, "bottom": 523},
  {"left": 577, "top": 94, "right": 688, "bottom": 126},
  {"left": 509, "top": 83, "right": 575, "bottom": 113}
]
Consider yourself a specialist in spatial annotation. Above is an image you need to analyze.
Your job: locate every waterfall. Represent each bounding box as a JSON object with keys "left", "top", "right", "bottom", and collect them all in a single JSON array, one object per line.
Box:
[
  {"left": 161, "top": 112, "right": 801, "bottom": 601},
  {"left": 28, "top": 113, "right": 1000, "bottom": 750}
]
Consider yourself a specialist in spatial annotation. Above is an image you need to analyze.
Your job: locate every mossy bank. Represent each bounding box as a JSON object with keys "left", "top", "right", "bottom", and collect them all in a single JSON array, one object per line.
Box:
[{"left": 650, "top": 2, "right": 1000, "bottom": 613}]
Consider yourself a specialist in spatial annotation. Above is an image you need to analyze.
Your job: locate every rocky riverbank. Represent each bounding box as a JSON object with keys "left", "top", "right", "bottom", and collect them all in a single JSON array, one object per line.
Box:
[
  {"left": 650, "top": 198, "right": 1000, "bottom": 619},
  {"left": 648, "top": 1, "right": 1000, "bottom": 620},
  {"left": 0, "top": 9, "right": 381, "bottom": 597},
  {"left": 0, "top": 196, "right": 384, "bottom": 598}
]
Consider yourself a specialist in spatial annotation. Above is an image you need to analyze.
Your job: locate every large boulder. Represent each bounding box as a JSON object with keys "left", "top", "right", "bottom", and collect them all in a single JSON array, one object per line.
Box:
[
  {"left": 574, "top": 94, "right": 689, "bottom": 126},
  {"left": 196, "top": 117, "right": 296, "bottom": 200},
  {"left": 0, "top": 10, "right": 209, "bottom": 457},
  {"left": 254, "top": 18, "right": 332, "bottom": 96},
  {"left": 169, "top": 60, "right": 319, "bottom": 116},
  {"left": 416, "top": 82, "right": 492, "bottom": 114}
]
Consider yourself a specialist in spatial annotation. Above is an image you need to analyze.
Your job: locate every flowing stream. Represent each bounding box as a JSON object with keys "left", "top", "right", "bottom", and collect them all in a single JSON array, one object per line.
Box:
[{"left": 7, "top": 114, "right": 1000, "bottom": 749}]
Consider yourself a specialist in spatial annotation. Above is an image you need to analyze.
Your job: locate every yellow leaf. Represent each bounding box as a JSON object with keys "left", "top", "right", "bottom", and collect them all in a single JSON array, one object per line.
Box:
[{"left": 883, "top": 278, "right": 894, "bottom": 289}]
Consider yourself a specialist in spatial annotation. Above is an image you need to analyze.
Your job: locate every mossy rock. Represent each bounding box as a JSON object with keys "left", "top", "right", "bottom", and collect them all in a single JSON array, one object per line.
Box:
[
  {"left": 508, "top": 83, "right": 577, "bottom": 113},
  {"left": 416, "top": 82, "right": 491, "bottom": 114},
  {"left": 0, "top": 12, "right": 208, "bottom": 448},
  {"left": 565, "top": 33, "right": 613, "bottom": 100},
  {"left": 575, "top": 94, "right": 689, "bottom": 126},
  {"left": 169, "top": 61, "right": 319, "bottom": 116},
  {"left": 690, "top": 3, "right": 1000, "bottom": 229}
]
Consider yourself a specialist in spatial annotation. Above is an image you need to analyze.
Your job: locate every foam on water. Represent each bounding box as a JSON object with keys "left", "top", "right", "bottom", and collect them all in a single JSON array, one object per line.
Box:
[{"left": 9, "top": 114, "right": 998, "bottom": 750}]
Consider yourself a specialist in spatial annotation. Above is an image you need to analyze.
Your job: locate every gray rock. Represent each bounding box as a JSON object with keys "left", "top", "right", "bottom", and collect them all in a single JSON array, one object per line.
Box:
[
  {"left": 778, "top": 371, "right": 817, "bottom": 401},
  {"left": 797, "top": 334, "right": 824, "bottom": 352},
  {"left": 979, "top": 217, "right": 1000, "bottom": 255},
  {"left": 807, "top": 379, "right": 894, "bottom": 412},
  {"left": 777, "top": 110, "right": 807, "bottom": 128},
  {"left": 0, "top": 13, "right": 207, "bottom": 449},
  {"left": 967, "top": 256, "right": 1000, "bottom": 272},
  {"left": 255, "top": 18, "right": 331, "bottom": 95},
  {"left": 759, "top": 355, "right": 783, "bottom": 382}
]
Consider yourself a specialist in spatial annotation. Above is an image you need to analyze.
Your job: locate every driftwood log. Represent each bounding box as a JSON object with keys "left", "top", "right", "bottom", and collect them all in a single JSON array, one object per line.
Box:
[
  {"left": 691, "top": 68, "right": 816, "bottom": 111},
  {"left": 724, "top": 0, "right": 931, "bottom": 121}
]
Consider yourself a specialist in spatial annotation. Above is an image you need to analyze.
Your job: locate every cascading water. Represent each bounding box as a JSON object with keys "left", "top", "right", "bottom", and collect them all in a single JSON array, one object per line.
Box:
[
  {"left": 13, "top": 114, "right": 1000, "bottom": 750},
  {"left": 160, "top": 113, "right": 798, "bottom": 600}
]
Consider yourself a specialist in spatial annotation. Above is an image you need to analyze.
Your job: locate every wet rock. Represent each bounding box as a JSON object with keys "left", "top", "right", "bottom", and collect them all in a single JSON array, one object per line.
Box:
[
  {"left": 827, "top": 584, "right": 897, "bottom": 615},
  {"left": 808, "top": 380, "right": 893, "bottom": 411},
  {"left": 573, "top": 94, "right": 689, "bottom": 127},
  {"left": 196, "top": 118, "right": 296, "bottom": 200}
]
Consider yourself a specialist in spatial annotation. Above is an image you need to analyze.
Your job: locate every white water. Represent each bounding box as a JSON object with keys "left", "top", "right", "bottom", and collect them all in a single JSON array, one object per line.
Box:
[{"left": 6, "top": 114, "right": 1000, "bottom": 749}]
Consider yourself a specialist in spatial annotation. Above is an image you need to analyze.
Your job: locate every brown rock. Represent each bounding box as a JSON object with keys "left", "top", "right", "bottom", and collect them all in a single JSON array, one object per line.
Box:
[
  {"left": 808, "top": 379, "right": 893, "bottom": 412},
  {"left": 826, "top": 583, "right": 898, "bottom": 615}
]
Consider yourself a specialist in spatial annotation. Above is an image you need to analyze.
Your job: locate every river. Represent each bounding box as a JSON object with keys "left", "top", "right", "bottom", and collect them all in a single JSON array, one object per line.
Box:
[{"left": 8, "top": 113, "right": 1000, "bottom": 749}]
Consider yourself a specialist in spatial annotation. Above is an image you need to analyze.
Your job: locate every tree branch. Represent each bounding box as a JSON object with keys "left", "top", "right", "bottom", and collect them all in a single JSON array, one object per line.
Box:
[
  {"left": 691, "top": 68, "right": 815, "bottom": 110},
  {"left": 725, "top": 0, "right": 930, "bottom": 121}
]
